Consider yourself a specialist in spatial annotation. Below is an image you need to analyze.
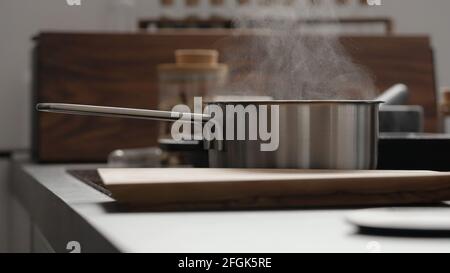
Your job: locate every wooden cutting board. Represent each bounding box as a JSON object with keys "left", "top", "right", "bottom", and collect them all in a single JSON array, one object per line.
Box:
[{"left": 98, "top": 169, "right": 450, "bottom": 210}]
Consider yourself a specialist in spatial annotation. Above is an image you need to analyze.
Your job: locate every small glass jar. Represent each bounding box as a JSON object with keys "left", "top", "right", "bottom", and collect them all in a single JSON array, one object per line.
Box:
[{"left": 157, "top": 49, "right": 228, "bottom": 139}]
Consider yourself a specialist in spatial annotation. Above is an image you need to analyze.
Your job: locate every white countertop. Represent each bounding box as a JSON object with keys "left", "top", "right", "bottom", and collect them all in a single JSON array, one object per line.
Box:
[{"left": 11, "top": 158, "right": 450, "bottom": 253}]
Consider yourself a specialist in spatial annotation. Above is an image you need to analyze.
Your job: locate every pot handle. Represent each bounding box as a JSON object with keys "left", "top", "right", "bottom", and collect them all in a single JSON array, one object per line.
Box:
[
  {"left": 377, "top": 84, "right": 409, "bottom": 105},
  {"left": 36, "top": 103, "right": 211, "bottom": 123}
]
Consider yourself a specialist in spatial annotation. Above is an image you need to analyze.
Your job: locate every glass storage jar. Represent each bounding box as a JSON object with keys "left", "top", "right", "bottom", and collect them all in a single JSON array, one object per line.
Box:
[{"left": 157, "top": 49, "right": 228, "bottom": 139}]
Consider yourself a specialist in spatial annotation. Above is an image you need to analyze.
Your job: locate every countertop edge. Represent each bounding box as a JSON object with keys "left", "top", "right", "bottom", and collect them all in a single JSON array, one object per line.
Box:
[{"left": 10, "top": 154, "right": 121, "bottom": 253}]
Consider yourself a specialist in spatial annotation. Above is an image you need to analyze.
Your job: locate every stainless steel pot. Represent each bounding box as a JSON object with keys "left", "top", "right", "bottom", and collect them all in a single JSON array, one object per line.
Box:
[
  {"left": 37, "top": 100, "right": 381, "bottom": 170},
  {"left": 206, "top": 100, "right": 381, "bottom": 169}
]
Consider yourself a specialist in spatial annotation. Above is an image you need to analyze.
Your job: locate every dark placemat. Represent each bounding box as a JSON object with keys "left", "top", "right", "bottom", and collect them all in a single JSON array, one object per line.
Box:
[{"left": 67, "top": 169, "right": 112, "bottom": 197}]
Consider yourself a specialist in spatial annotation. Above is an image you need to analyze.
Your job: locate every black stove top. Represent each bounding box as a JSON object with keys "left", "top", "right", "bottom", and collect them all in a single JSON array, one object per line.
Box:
[{"left": 379, "top": 133, "right": 450, "bottom": 171}]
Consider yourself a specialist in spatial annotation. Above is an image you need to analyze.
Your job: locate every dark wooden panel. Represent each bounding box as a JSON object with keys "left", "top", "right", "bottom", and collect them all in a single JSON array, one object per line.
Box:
[
  {"left": 33, "top": 31, "right": 437, "bottom": 162},
  {"left": 339, "top": 36, "right": 437, "bottom": 132}
]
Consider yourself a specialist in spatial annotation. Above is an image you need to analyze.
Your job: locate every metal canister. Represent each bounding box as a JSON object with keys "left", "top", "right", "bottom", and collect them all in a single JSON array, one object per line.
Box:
[{"left": 206, "top": 100, "right": 381, "bottom": 170}]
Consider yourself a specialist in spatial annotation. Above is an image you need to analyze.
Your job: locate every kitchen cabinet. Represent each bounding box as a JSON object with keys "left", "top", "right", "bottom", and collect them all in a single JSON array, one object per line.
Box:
[
  {"left": 0, "top": 158, "right": 10, "bottom": 252},
  {"left": 7, "top": 196, "right": 32, "bottom": 253},
  {"left": 8, "top": 194, "right": 55, "bottom": 253},
  {"left": 0, "top": 158, "right": 36, "bottom": 253},
  {"left": 32, "top": 226, "right": 54, "bottom": 253}
]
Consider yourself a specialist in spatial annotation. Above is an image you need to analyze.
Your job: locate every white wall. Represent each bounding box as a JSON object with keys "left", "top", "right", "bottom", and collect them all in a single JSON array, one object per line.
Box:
[
  {"left": 362, "top": 0, "right": 450, "bottom": 95},
  {"left": 0, "top": 0, "right": 449, "bottom": 150},
  {"left": 0, "top": 0, "right": 158, "bottom": 150}
]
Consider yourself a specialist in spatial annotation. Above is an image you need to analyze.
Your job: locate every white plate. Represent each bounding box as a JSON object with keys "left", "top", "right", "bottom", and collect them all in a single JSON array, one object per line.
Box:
[{"left": 347, "top": 207, "right": 450, "bottom": 232}]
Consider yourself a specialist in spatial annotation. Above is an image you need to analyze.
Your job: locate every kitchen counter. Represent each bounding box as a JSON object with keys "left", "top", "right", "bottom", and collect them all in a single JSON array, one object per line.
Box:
[{"left": 10, "top": 154, "right": 450, "bottom": 253}]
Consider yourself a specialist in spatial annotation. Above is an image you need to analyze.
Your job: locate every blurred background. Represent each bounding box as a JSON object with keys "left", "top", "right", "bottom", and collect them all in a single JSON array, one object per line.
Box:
[
  {"left": 1, "top": 0, "right": 450, "bottom": 252},
  {"left": 0, "top": 0, "right": 449, "bottom": 152}
]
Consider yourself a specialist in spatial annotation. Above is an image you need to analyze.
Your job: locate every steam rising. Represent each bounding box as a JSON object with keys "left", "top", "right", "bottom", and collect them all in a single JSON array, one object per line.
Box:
[{"left": 217, "top": 1, "right": 377, "bottom": 100}]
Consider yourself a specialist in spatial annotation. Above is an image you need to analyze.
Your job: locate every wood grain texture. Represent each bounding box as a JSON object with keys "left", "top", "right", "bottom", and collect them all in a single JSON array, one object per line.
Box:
[
  {"left": 33, "top": 31, "right": 437, "bottom": 162},
  {"left": 98, "top": 169, "right": 450, "bottom": 210}
]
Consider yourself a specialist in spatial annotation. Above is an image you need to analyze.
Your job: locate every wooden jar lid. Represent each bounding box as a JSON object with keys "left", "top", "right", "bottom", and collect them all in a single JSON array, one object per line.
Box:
[
  {"left": 158, "top": 49, "right": 228, "bottom": 75},
  {"left": 175, "top": 49, "right": 219, "bottom": 65}
]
